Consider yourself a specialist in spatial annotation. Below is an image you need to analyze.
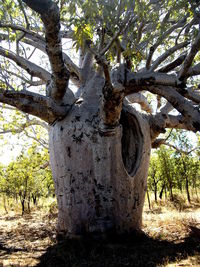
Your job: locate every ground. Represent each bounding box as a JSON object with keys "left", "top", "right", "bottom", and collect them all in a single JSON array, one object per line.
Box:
[{"left": 0, "top": 200, "right": 199, "bottom": 267}]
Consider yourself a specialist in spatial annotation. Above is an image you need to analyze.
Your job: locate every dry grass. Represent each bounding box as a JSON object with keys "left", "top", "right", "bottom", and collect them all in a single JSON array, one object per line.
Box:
[
  {"left": 143, "top": 199, "right": 200, "bottom": 266},
  {"left": 0, "top": 205, "right": 57, "bottom": 266},
  {"left": 143, "top": 200, "right": 200, "bottom": 241},
  {"left": 0, "top": 198, "right": 199, "bottom": 266}
]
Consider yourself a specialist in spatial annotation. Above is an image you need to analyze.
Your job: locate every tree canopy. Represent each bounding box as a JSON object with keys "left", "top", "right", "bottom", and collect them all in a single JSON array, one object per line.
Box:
[{"left": 0, "top": 0, "right": 199, "bottom": 146}]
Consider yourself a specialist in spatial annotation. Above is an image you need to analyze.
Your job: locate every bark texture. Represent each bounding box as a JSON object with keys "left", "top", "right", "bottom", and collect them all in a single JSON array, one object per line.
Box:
[{"left": 49, "top": 78, "right": 151, "bottom": 236}]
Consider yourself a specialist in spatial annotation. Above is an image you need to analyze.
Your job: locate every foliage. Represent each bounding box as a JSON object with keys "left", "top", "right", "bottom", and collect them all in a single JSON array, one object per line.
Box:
[
  {"left": 0, "top": 145, "right": 53, "bottom": 214},
  {"left": 59, "top": 0, "right": 199, "bottom": 67},
  {"left": 148, "top": 130, "right": 200, "bottom": 204}
]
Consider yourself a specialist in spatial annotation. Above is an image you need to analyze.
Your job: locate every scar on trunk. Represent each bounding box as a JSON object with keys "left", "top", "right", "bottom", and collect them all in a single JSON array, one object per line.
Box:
[{"left": 120, "top": 110, "right": 143, "bottom": 176}]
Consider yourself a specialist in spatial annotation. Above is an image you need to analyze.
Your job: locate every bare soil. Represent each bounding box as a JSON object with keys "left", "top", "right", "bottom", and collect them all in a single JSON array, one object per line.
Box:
[{"left": 0, "top": 203, "right": 199, "bottom": 267}]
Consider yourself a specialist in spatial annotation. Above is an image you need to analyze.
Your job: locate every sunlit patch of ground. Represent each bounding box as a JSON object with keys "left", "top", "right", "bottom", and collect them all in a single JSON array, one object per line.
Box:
[
  {"left": 0, "top": 200, "right": 199, "bottom": 266},
  {"left": 143, "top": 201, "right": 200, "bottom": 266},
  {"left": 143, "top": 203, "right": 200, "bottom": 241},
  {"left": 0, "top": 210, "right": 57, "bottom": 266}
]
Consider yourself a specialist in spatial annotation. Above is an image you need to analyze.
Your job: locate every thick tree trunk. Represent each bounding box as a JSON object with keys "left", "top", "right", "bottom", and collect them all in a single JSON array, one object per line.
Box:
[{"left": 49, "top": 79, "right": 151, "bottom": 237}]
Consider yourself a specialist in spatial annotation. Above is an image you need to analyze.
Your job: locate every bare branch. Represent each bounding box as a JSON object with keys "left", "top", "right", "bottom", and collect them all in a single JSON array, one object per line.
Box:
[
  {"left": 125, "top": 93, "right": 153, "bottom": 113},
  {"left": 125, "top": 71, "right": 180, "bottom": 94},
  {"left": 177, "top": 87, "right": 200, "bottom": 104},
  {"left": 22, "top": 0, "right": 70, "bottom": 102},
  {"left": 21, "top": 35, "right": 81, "bottom": 85},
  {"left": 0, "top": 23, "right": 82, "bottom": 86},
  {"left": 4, "top": 70, "right": 45, "bottom": 86},
  {"left": 60, "top": 29, "right": 74, "bottom": 39},
  {"left": 0, "top": 118, "right": 49, "bottom": 135},
  {"left": 102, "top": 81, "right": 124, "bottom": 126},
  {"left": 185, "top": 63, "right": 200, "bottom": 78},
  {"left": 136, "top": 21, "right": 145, "bottom": 44},
  {"left": 150, "top": 41, "right": 189, "bottom": 71},
  {"left": 158, "top": 54, "right": 187, "bottom": 73},
  {"left": 148, "top": 85, "right": 200, "bottom": 132},
  {"left": 179, "top": 31, "right": 200, "bottom": 80},
  {"left": 63, "top": 54, "right": 81, "bottom": 86},
  {"left": 152, "top": 138, "right": 199, "bottom": 154},
  {"left": 146, "top": 17, "right": 187, "bottom": 69},
  {"left": 18, "top": 0, "right": 30, "bottom": 28},
  {"left": 160, "top": 102, "right": 174, "bottom": 114},
  {"left": 24, "top": 129, "right": 48, "bottom": 149},
  {"left": 0, "top": 23, "right": 44, "bottom": 42},
  {"left": 0, "top": 88, "right": 69, "bottom": 123},
  {"left": 0, "top": 46, "right": 51, "bottom": 82},
  {"left": 149, "top": 112, "right": 191, "bottom": 141}
]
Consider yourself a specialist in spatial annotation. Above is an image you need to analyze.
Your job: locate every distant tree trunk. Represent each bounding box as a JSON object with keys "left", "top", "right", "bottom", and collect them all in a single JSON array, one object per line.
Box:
[
  {"left": 21, "top": 199, "right": 25, "bottom": 215},
  {"left": 195, "top": 186, "right": 199, "bottom": 200},
  {"left": 185, "top": 176, "right": 191, "bottom": 203},
  {"left": 49, "top": 99, "right": 151, "bottom": 237},
  {"left": 153, "top": 180, "right": 158, "bottom": 203},
  {"left": 169, "top": 186, "right": 174, "bottom": 202},
  {"left": 146, "top": 188, "right": 151, "bottom": 210},
  {"left": 164, "top": 186, "right": 167, "bottom": 200},
  {"left": 27, "top": 195, "right": 31, "bottom": 213},
  {"left": 32, "top": 195, "right": 37, "bottom": 206},
  {"left": 181, "top": 157, "right": 191, "bottom": 203},
  {"left": 162, "top": 153, "right": 173, "bottom": 201},
  {"left": 20, "top": 177, "right": 28, "bottom": 215},
  {"left": 159, "top": 183, "right": 165, "bottom": 200},
  {"left": 3, "top": 194, "right": 8, "bottom": 213}
]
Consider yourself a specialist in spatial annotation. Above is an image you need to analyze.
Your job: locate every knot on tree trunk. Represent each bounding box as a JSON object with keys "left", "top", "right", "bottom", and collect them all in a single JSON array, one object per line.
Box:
[{"left": 102, "top": 81, "right": 124, "bottom": 126}]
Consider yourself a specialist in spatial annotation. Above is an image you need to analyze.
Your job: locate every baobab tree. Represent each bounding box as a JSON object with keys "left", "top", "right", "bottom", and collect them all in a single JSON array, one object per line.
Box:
[{"left": 0, "top": 0, "right": 200, "bottom": 237}]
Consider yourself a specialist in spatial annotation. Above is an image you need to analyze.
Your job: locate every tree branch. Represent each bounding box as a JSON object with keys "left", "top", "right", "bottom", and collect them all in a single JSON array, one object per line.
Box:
[
  {"left": 0, "top": 21, "right": 82, "bottom": 87},
  {"left": 3, "top": 70, "right": 45, "bottom": 86},
  {"left": 22, "top": 0, "right": 70, "bottom": 102},
  {"left": 0, "top": 118, "right": 49, "bottom": 135},
  {"left": 24, "top": 129, "right": 48, "bottom": 149},
  {"left": 179, "top": 30, "right": 200, "bottom": 80},
  {"left": 149, "top": 112, "right": 190, "bottom": 141},
  {"left": 150, "top": 41, "right": 189, "bottom": 71},
  {"left": 160, "top": 102, "right": 174, "bottom": 114},
  {"left": 185, "top": 63, "right": 200, "bottom": 78},
  {"left": 146, "top": 17, "right": 187, "bottom": 69},
  {"left": 21, "top": 35, "right": 81, "bottom": 86},
  {"left": 99, "top": 8, "right": 135, "bottom": 57},
  {"left": 0, "top": 47, "right": 51, "bottom": 82},
  {"left": 177, "top": 87, "right": 200, "bottom": 104},
  {"left": 158, "top": 54, "right": 187, "bottom": 73},
  {"left": 125, "top": 93, "right": 153, "bottom": 113},
  {"left": 152, "top": 138, "right": 199, "bottom": 155},
  {"left": 147, "top": 85, "right": 200, "bottom": 132},
  {"left": 0, "top": 88, "right": 69, "bottom": 123},
  {"left": 0, "top": 23, "right": 44, "bottom": 42},
  {"left": 125, "top": 71, "right": 181, "bottom": 94}
]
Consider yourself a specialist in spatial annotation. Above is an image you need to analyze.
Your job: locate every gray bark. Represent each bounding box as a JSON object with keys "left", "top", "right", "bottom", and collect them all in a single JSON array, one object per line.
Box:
[{"left": 49, "top": 77, "right": 151, "bottom": 236}]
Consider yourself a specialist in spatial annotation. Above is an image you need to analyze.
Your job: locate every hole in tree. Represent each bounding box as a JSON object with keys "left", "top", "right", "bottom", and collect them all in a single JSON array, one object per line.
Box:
[{"left": 120, "top": 110, "right": 144, "bottom": 176}]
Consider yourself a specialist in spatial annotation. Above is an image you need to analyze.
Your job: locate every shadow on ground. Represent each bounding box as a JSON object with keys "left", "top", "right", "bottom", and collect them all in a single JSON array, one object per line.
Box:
[{"left": 37, "top": 231, "right": 200, "bottom": 267}]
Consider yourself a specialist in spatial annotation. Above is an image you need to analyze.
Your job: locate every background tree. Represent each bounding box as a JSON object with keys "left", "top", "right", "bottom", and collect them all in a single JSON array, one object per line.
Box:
[
  {"left": 0, "top": 0, "right": 200, "bottom": 236},
  {"left": 0, "top": 145, "right": 53, "bottom": 214},
  {"left": 148, "top": 155, "right": 161, "bottom": 203},
  {"left": 148, "top": 129, "right": 200, "bottom": 205}
]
